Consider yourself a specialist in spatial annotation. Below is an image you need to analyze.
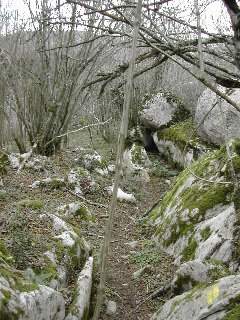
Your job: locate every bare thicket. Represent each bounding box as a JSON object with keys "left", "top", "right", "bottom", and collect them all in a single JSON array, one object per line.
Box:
[
  {"left": 0, "top": 0, "right": 119, "bottom": 155},
  {"left": 1, "top": 0, "right": 240, "bottom": 150}
]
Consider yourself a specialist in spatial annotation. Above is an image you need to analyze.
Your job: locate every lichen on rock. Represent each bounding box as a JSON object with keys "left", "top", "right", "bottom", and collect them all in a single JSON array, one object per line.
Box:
[
  {"left": 153, "top": 119, "right": 209, "bottom": 168},
  {"left": 151, "top": 275, "right": 240, "bottom": 320},
  {"left": 149, "top": 143, "right": 240, "bottom": 266}
]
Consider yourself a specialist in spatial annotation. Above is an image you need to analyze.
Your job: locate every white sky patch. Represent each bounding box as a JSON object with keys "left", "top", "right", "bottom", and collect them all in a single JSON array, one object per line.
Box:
[{"left": 0, "top": 0, "right": 232, "bottom": 35}]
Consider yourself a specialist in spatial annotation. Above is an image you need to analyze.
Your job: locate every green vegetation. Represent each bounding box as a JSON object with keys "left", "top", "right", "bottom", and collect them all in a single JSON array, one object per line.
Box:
[
  {"left": 157, "top": 119, "right": 199, "bottom": 151},
  {"left": 223, "top": 305, "right": 240, "bottom": 320},
  {"left": 223, "top": 295, "right": 240, "bottom": 320},
  {"left": 151, "top": 146, "right": 237, "bottom": 262},
  {"left": 0, "top": 190, "right": 7, "bottom": 201},
  {"left": 150, "top": 160, "right": 178, "bottom": 178},
  {"left": 0, "top": 240, "right": 14, "bottom": 264},
  {"left": 0, "top": 266, "right": 38, "bottom": 292},
  {"left": 181, "top": 237, "right": 198, "bottom": 261},
  {"left": 200, "top": 226, "right": 212, "bottom": 241},
  {"left": 207, "top": 262, "right": 232, "bottom": 282},
  {"left": 0, "top": 151, "right": 8, "bottom": 175},
  {"left": 129, "top": 241, "right": 161, "bottom": 267},
  {"left": 16, "top": 199, "right": 44, "bottom": 210}
]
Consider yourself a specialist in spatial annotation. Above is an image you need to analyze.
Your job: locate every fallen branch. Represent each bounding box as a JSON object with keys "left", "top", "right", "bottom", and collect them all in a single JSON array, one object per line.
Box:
[
  {"left": 66, "top": 188, "right": 108, "bottom": 208},
  {"left": 140, "top": 198, "right": 163, "bottom": 219},
  {"left": 44, "top": 118, "right": 112, "bottom": 148}
]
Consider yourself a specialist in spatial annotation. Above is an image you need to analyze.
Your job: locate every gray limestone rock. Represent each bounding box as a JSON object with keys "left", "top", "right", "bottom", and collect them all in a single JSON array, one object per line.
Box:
[
  {"left": 140, "top": 93, "right": 177, "bottom": 129},
  {"left": 195, "top": 86, "right": 240, "bottom": 145},
  {"left": 151, "top": 275, "right": 240, "bottom": 320}
]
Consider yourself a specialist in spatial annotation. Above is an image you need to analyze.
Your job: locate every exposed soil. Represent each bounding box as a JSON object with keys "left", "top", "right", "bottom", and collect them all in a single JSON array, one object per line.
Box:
[
  {"left": 0, "top": 131, "right": 177, "bottom": 319},
  {"left": 91, "top": 175, "right": 176, "bottom": 320}
]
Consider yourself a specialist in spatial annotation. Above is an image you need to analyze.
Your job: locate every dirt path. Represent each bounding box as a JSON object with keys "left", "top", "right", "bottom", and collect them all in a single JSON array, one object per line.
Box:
[
  {"left": 86, "top": 174, "right": 176, "bottom": 320},
  {"left": 0, "top": 131, "right": 176, "bottom": 319}
]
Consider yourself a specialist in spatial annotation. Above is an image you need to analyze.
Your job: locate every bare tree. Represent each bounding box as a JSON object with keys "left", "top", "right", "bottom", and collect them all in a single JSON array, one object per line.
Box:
[{"left": 0, "top": 0, "right": 113, "bottom": 155}]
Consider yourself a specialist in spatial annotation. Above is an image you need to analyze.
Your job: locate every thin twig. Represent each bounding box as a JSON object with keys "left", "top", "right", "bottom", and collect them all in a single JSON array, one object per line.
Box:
[
  {"left": 44, "top": 118, "right": 112, "bottom": 148},
  {"left": 66, "top": 188, "right": 108, "bottom": 208}
]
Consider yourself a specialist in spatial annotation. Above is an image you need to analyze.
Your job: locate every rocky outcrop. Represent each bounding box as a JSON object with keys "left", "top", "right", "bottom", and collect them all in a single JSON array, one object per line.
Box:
[
  {"left": 161, "top": 58, "right": 205, "bottom": 114},
  {"left": 171, "top": 259, "right": 231, "bottom": 294},
  {"left": 9, "top": 153, "right": 47, "bottom": 171},
  {"left": 57, "top": 202, "right": 92, "bottom": 221},
  {"left": 75, "top": 150, "right": 103, "bottom": 171},
  {"left": 195, "top": 86, "right": 240, "bottom": 145},
  {"left": 149, "top": 141, "right": 240, "bottom": 267},
  {"left": 0, "top": 206, "right": 92, "bottom": 320},
  {"left": 153, "top": 120, "right": 208, "bottom": 167},
  {"left": 0, "top": 274, "right": 65, "bottom": 320},
  {"left": 151, "top": 275, "right": 240, "bottom": 320},
  {"left": 140, "top": 93, "right": 177, "bottom": 129},
  {"left": 140, "top": 92, "right": 190, "bottom": 130},
  {"left": 65, "top": 257, "right": 93, "bottom": 320},
  {"left": 106, "top": 185, "right": 136, "bottom": 203},
  {"left": 67, "top": 167, "right": 97, "bottom": 195},
  {"left": 122, "top": 143, "right": 151, "bottom": 182}
]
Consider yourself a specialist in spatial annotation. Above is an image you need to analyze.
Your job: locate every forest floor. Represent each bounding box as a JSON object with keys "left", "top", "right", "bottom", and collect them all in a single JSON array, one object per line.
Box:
[{"left": 0, "top": 131, "right": 177, "bottom": 319}]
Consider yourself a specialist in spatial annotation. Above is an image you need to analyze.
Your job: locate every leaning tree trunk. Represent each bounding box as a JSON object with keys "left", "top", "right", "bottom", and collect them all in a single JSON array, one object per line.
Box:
[
  {"left": 92, "top": 1, "right": 143, "bottom": 319},
  {"left": 222, "top": 0, "right": 240, "bottom": 71}
]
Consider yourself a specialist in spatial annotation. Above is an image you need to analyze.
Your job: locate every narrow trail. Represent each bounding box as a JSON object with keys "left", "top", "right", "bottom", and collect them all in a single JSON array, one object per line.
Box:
[{"left": 86, "top": 172, "right": 176, "bottom": 320}]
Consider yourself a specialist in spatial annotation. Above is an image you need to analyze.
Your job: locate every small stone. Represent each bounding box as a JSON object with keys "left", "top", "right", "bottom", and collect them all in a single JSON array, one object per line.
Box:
[
  {"left": 106, "top": 300, "right": 117, "bottom": 316},
  {"left": 165, "top": 179, "right": 171, "bottom": 186},
  {"left": 133, "top": 265, "right": 151, "bottom": 279},
  {"left": 126, "top": 241, "right": 139, "bottom": 249},
  {"left": 121, "top": 255, "right": 129, "bottom": 259}
]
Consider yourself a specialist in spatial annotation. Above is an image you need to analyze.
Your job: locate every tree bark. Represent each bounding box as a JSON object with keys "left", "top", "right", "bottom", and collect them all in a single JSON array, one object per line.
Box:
[
  {"left": 92, "top": 1, "right": 143, "bottom": 319},
  {"left": 222, "top": 0, "right": 240, "bottom": 71}
]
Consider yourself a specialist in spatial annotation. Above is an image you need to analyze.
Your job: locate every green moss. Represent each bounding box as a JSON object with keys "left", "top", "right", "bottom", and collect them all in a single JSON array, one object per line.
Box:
[
  {"left": 223, "top": 305, "right": 240, "bottom": 320},
  {"left": 232, "top": 139, "right": 240, "bottom": 155},
  {"left": 0, "top": 151, "right": 8, "bottom": 175},
  {"left": 181, "top": 183, "right": 232, "bottom": 218},
  {"left": 208, "top": 263, "right": 232, "bottom": 282},
  {"left": 0, "top": 190, "right": 7, "bottom": 201},
  {"left": 0, "top": 267, "right": 38, "bottom": 292},
  {"left": 157, "top": 119, "right": 198, "bottom": 151},
  {"left": 131, "top": 144, "right": 142, "bottom": 164},
  {"left": 48, "top": 178, "right": 65, "bottom": 189},
  {"left": 0, "top": 307, "right": 22, "bottom": 320},
  {"left": 0, "top": 240, "right": 14, "bottom": 264},
  {"left": 16, "top": 199, "right": 44, "bottom": 210},
  {"left": 200, "top": 226, "right": 212, "bottom": 241},
  {"left": 152, "top": 147, "right": 234, "bottom": 247},
  {"left": 162, "top": 219, "right": 194, "bottom": 247},
  {"left": 223, "top": 294, "right": 240, "bottom": 320},
  {"left": 174, "top": 275, "right": 197, "bottom": 294},
  {"left": 150, "top": 168, "right": 189, "bottom": 221},
  {"left": 75, "top": 205, "right": 93, "bottom": 222},
  {"left": 181, "top": 237, "right": 198, "bottom": 262},
  {"left": 1, "top": 289, "right": 11, "bottom": 303}
]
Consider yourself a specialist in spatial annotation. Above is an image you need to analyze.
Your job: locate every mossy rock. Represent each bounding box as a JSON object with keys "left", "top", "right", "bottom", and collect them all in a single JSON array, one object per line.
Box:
[
  {"left": 151, "top": 275, "right": 240, "bottom": 320},
  {"left": 154, "top": 119, "right": 211, "bottom": 168},
  {"left": 16, "top": 199, "right": 44, "bottom": 210},
  {"left": 150, "top": 144, "right": 239, "bottom": 264},
  {"left": 157, "top": 119, "right": 199, "bottom": 151}
]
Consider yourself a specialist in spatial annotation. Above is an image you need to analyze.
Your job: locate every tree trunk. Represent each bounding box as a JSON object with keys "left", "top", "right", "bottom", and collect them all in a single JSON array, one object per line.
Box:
[{"left": 222, "top": 0, "right": 240, "bottom": 71}]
